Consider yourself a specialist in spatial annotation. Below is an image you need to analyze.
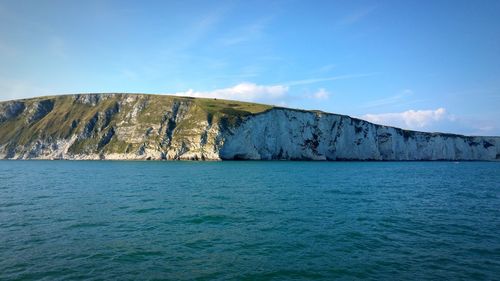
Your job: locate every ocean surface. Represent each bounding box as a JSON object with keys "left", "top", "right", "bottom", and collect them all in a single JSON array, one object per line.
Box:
[{"left": 0, "top": 161, "right": 499, "bottom": 280}]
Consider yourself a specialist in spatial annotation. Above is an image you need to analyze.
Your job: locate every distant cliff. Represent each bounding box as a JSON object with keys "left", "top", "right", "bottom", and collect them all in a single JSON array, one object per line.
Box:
[{"left": 0, "top": 94, "right": 498, "bottom": 160}]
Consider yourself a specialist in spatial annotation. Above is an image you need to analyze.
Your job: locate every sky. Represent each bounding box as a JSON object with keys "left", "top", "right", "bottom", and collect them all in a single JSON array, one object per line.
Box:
[{"left": 0, "top": 0, "right": 499, "bottom": 136}]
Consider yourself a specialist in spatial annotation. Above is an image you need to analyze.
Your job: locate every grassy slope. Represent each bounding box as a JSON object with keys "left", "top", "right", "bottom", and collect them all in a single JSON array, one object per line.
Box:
[{"left": 0, "top": 94, "right": 274, "bottom": 154}]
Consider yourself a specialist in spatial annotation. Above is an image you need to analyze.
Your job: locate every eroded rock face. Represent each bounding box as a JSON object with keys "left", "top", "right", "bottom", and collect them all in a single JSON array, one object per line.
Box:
[
  {"left": 220, "top": 109, "right": 499, "bottom": 161},
  {"left": 0, "top": 101, "right": 26, "bottom": 123},
  {"left": 0, "top": 94, "right": 498, "bottom": 160},
  {"left": 26, "top": 100, "right": 54, "bottom": 123}
]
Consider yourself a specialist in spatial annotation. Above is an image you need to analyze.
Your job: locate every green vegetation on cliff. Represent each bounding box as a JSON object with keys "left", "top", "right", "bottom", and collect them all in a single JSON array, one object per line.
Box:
[{"left": 0, "top": 93, "right": 272, "bottom": 158}]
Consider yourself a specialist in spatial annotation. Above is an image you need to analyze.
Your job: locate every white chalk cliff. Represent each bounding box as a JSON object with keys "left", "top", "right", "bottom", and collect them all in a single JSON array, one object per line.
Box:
[{"left": 221, "top": 108, "right": 499, "bottom": 160}]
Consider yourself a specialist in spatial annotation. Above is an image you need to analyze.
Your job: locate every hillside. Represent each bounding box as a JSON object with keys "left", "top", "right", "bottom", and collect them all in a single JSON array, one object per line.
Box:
[{"left": 0, "top": 93, "right": 498, "bottom": 160}]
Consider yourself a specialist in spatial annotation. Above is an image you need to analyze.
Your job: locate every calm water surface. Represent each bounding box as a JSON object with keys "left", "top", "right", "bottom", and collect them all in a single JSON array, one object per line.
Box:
[{"left": 0, "top": 161, "right": 499, "bottom": 280}]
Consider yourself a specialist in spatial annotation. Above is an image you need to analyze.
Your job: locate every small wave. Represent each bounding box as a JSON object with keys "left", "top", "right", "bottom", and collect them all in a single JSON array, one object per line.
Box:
[
  {"left": 33, "top": 195, "right": 54, "bottom": 199},
  {"left": 112, "top": 250, "right": 164, "bottom": 262},
  {"left": 0, "top": 202, "right": 24, "bottom": 208},
  {"left": 240, "top": 269, "right": 325, "bottom": 280},
  {"left": 184, "top": 239, "right": 216, "bottom": 250},
  {"left": 182, "top": 214, "right": 238, "bottom": 225},
  {"left": 132, "top": 207, "right": 164, "bottom": 214},
  {"left": 65, "top": 222, "right": 109, "bottom": 229}
]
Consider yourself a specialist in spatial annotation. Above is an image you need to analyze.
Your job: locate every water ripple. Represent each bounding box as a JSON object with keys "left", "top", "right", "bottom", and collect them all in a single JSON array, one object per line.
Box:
[{"left": 0, "top": 161, "right": 499, "bottom": 280}]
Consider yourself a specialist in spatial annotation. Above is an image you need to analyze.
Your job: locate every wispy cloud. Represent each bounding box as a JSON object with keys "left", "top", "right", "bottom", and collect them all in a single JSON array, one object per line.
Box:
[
  {"left": 163, "top": 7, "right": 228, "bottom": 53},
  {"left": 282, "top": 73, "right": 377, "bottom": 86},
  {"left": 219, "top": 17, "right": 270, "bottom": 46},
  {"left": 361, "top": 108, "right": 452, "bottom": 129},
  {"left": 361, "top": 89, "right": 414, "bottom": 108},
  {"left": 179, "top": 15, "right": 220, "bottom": 48},
  {"left": 316, "top": 64, "right": 336, "bottom": 73},
  {"left": 338, "top": 6, "right": 376, "bottom": 26}
]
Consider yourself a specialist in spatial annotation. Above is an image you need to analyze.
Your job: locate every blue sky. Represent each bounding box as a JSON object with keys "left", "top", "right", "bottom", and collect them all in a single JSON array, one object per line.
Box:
[{"left": 0, "top": 0, "right": 499, "bottom": 135}]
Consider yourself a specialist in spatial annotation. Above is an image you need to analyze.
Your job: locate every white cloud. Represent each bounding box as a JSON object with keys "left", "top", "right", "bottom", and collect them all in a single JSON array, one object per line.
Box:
[
  {"left": 171, "top": 82, "right": 288, "bottom": 104},
  {"left": 362, "top": 108, "right": 450, "bottom": 129},
  {"left": 168, "top": 73, "right": 374, "bottom": 105},
  {"left": 312, "top": 88, "right": 329, "bottom": 100}
]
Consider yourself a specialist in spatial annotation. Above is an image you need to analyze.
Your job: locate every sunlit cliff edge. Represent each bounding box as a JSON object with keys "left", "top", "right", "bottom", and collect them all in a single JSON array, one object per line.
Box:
[{"left": 0, "top": 93, "right": 498, "bottom": 160}]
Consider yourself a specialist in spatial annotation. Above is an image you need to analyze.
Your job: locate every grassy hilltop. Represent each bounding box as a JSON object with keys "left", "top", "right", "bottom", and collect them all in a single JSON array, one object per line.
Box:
[{"left": 0, "top": 93, "right": 272, "bottom": 158}]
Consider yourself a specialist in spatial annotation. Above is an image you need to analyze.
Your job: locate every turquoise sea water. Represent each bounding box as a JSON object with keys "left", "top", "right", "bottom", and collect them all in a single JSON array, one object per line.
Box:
[{"left": 0, "top": 161, "right": 499, "bottom": 280}]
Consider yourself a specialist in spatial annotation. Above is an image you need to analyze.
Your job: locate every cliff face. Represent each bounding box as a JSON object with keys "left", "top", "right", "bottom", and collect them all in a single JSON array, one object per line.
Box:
[
  {"left": 0, "top": 94, "right": 498, "bottom": 161},
  {"left": 220, "top": 109, "right": 499, "bottom": 160}
]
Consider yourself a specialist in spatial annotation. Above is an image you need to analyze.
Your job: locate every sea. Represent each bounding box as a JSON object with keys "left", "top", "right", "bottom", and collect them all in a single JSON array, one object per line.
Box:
[{"left": 0, "top": 161, "right": 499, "bottom": 280}]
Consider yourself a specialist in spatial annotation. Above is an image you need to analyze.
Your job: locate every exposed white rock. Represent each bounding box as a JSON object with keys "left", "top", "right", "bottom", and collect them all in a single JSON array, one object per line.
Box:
[{"left": 220, "top": 109, "right": 499, "bottom": 161}]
